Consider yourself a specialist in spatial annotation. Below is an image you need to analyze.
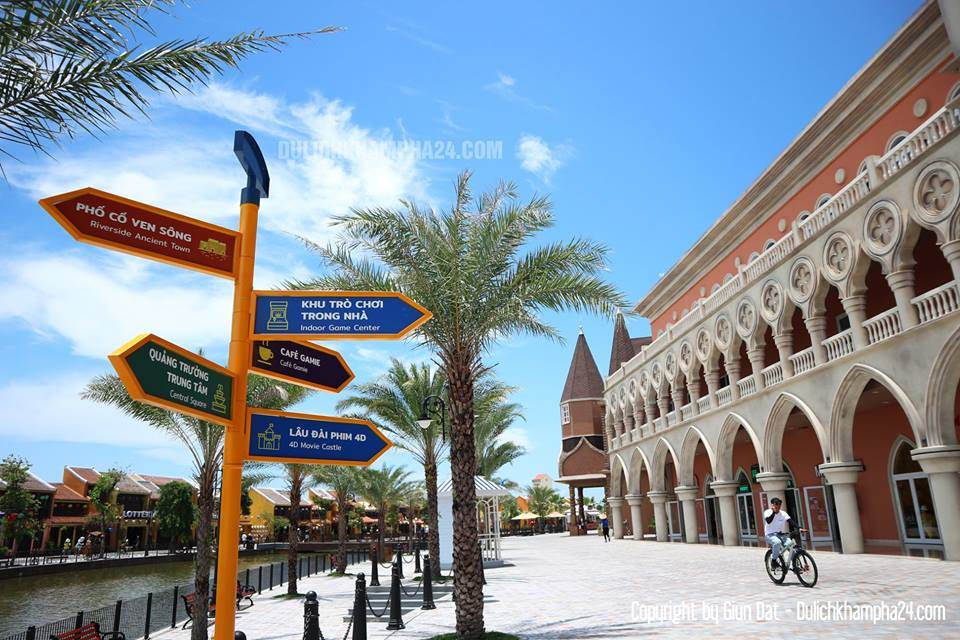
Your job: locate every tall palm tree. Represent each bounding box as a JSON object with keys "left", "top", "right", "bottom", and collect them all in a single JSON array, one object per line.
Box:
[
  {"left": 335, "top": 359, "right": 446, "bottom": 577},
  {"left": 359, "top": 465, "right": 414, "bottom": 560},
  {"left": 82, "top": 374, "right": 309, "bottom": 640},
  {"left": 525, "top": 484, "right": 561, "bottom": 534},
  {"left": 313, "top": 465, "right": 362, "bottom": 573},
  {"left": 0, "top": 1, "right": 336, "bottom": 166},
  {"left": 281, "top": 463, "right": 317, "bottom": 595},
  {"left": 473, "top": 378, "right": 525, "bottom": 480},
  {"left": 291, "top": 172, "right": 626, "bottom": 638}
]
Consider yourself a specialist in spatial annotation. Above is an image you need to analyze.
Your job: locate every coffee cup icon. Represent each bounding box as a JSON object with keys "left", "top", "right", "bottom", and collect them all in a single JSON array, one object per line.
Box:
[{"left": 257, "top": 345, "right": 274, "bottom": 365}]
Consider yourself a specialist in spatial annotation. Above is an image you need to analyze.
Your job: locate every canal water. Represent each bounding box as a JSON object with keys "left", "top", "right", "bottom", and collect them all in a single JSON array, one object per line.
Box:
[{"left": 0, "top": 554, "right": 288, "bottom": 638}]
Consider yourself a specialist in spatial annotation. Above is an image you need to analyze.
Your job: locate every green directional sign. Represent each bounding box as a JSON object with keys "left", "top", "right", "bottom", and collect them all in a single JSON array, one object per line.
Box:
[{"left": 110, "top": 334, "right": 235, "bottom": 426}]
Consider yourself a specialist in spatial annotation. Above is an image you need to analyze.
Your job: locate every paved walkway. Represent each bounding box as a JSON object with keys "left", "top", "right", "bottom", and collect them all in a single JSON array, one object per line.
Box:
[{"left": 154, "top": 534, "right": 960, "bottom": 639}]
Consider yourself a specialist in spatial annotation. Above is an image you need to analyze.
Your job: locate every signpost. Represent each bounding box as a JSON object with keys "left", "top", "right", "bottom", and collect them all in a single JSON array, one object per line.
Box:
[
  {"left": 250, "top": 339, "right": 353, "bottom": 392},
  {"left": 39, "top": 131, "right": 428, "bottom": 640},
  {"left": 39, "top": 187, "right": 240, "bottom": 279},
  {"left": 247, "top": 408, "right": 391, "bottom": 466},
  {"left": 250, "top": 290, "right": 432, "bottom": 339},
  {"left": 109, "top": 333, "right": 235, "bottom": 426}
]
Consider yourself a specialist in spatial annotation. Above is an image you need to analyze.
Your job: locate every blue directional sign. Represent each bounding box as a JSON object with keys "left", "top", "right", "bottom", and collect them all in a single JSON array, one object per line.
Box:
[
  {"left": 246, "top": 408, "right": 392, "bottom": 466},
  {"left": 250, "top": 291, "right": 432, "bottom": 340}
]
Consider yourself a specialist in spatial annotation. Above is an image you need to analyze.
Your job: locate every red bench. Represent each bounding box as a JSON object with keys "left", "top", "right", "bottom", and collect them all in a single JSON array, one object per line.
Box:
[
  {"left": 181, "top": 592, "right": 215, "bottom": 629},
  {"left": 51, "top": 622, "right": 124, "bottom": 640}
]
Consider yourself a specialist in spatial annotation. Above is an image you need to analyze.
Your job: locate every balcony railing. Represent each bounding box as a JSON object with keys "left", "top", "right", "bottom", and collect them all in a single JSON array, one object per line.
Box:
[
  {"left": 789, "top": 346, "right": 816, "bottom": 375},
  {"left": 761, "top": 362, "right": 784, "bottom": 387},
  {"left": 610, "top": 98, "right": 960, "bottom": 385},
  {"left": 680, "top": 403, "right": 694, "bottom": 422},
  {"left": 716, "top": 386, "right": 733, "bottom": 406},
  {"left": 823, "top": 329, "right": 855, "bottom": 362},
  {"left": 864, "top": 308, "right": 902, "bottom": 345},
  {"left": 697, "top": 395, "right": 711, "bottom": 414},
  {"left": 737, "top": 375, "right": 757, "bottom": 398},
  {"left": 913, "top": 282, "right": 960, "bottom": 324}
]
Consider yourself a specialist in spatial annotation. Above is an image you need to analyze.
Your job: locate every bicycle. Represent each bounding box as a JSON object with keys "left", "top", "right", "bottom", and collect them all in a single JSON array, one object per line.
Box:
[{"left": 764, "top": 529, "right": 818, "bottom": 587}]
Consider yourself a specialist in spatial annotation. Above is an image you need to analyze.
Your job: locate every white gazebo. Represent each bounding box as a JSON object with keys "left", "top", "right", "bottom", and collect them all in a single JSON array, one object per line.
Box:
[{"left": 436, "top": 475, "right": 511, "bottom": 570}]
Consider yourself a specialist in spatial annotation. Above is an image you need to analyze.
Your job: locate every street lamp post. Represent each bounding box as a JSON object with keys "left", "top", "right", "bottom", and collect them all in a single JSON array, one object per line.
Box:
[{"left": 416, "top": 394, "right": 447, "bottom": 442}]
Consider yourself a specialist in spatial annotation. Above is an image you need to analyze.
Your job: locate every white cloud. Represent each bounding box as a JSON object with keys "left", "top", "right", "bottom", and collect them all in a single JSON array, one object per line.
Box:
[
  {"left": 0, "top": 251, "right": 232, "bottom": 359},
  {"left": 385, "top": 23, "right": 450, "bottom": 54},
  {"left": 0, "top": 373, "right": 181, "bottom": 450},
  {"left": 10, "top": 83, "right": 433, "bottom": 244},
  {"left": 516, "top": 135, "right": 572, "bottom": 182},
  {"left": 496, "top": 71, "right": 516, "bottom": 87},
  {"left": 485, "top": 73, "right": 553, "bottom": 113},
  {"left": 500, "top": 426, "right": 532, "bottom": 450}
]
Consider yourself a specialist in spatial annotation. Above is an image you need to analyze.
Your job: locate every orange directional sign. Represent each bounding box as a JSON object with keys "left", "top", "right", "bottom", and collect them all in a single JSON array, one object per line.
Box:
[
  {"left": 246, "top": 408, "right": 392, "bottom": 466},
  {"left": 250, "top": 340, "right": 354, "bottom": 393},
  {"left": 39, "top": 187, "right": 240, "bottom": 279},
  {"left": 109, "top": 333, "right": 236, "bottom": 426}
]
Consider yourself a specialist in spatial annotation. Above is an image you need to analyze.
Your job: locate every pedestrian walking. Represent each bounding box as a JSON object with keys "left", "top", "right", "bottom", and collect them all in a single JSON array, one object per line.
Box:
[{"left": 600, "top": 514, "right": 611, "bottom": 542}]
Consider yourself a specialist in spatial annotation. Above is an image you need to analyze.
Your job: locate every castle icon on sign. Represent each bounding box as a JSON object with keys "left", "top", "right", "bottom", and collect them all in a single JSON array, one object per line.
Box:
[{"left": 258, "top": 424, "right": 281, "bottom": 451}]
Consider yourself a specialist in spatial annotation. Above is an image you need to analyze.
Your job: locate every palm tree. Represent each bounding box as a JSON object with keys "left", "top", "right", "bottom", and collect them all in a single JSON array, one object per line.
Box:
[
  {"left": 335, "top": 359, "right": 446, "bottom": 577},
  {"left": 82, "top": 374, "right": 309, "bottom": 640},
  {"left": 359, "top": 465, "right": 414, "bottom": 560},
  {"left": 473, "top": 378, "right": 525, "bottom": 480},
  {"left": 0, "top": 1, "right": 337, "bottom": 167},
  {"left": 525, "top": 484, "right": 562, "bottom": 534},
  {"left": 291, "top": 171, "right": 626, "bottom": 638},
  {"left": 281, "top": 463, "right": 317, "bottom": 595},
  {"left": 313, "top": 465, "right": 362, "bottom": 573}
]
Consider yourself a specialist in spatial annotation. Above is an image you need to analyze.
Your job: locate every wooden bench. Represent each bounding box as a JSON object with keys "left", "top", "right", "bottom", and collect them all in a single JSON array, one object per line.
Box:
[
  {"left": 181, "top": 592, "right": 215, "bottom": 629},
  {"left": 51, "top": 622, "right": 125, "bottom": 640},
  {"left": 236, "top": 581, "right": 256, "bottom": 609}
]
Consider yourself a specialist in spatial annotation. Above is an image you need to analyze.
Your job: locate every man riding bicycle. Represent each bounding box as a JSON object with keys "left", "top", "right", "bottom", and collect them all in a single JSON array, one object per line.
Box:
[{"left": 763, "top": 497, "right": 801, "bottom": 568}]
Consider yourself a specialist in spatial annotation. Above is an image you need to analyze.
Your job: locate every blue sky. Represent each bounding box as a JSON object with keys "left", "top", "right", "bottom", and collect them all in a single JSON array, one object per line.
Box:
[{"left": 0, "top": 1, "right": 922, "bottom": 495}]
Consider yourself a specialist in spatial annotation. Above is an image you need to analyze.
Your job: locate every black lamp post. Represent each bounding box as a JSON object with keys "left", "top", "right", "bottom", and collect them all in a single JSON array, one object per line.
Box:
[{"left": 417, "top": 394, "right": 447, "bottom": 442}]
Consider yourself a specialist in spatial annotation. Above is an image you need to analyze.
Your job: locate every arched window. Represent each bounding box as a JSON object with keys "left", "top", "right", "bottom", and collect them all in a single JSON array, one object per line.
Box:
[
  {"left": 711, "top": 283, "right": 721, "bottom": 294},
  {"left": 797, "top": 211, "right": 811, "bottom": 225},
  {"left": 748, "top": 251, "right": 760, "bottom": 264},
  {"left": 723, "top": 273, "right": 734, "bottom": 283},
  {"left": 763, "top": 238, "right": 776, "bottom": 251},
  {"left": 948, "top": 81, "right": 960, "bottom": 104},
  {"left": 815, "top": 193, "right": 831, "bottom": 210},
  {"left": 886, "top": 131, "right": 908, "bottom": 153},
  {"left": 890, "top": 438, "right": 941, "bottom": 544}
]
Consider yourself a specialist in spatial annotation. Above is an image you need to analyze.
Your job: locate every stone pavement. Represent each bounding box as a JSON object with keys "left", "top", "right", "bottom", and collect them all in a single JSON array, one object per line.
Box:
[{"left": 153, "top": 534, "right": 960, "bottom": 639}]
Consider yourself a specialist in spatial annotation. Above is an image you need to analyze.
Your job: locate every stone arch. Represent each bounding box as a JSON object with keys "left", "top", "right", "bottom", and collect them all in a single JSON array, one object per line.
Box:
[
  {"left": 926, "top": 323, "right": 960, "bottom": 448},
  {"left": 715, "top": 412, "right": 763, "bottom": 481},
  {"left": 610, "top": 453, "right": 629, "bottom": 497},
  {"left": 650, "top": 437, "right": 681, "bottom": 492},
  {"left": 627, "top": 446, "right": 650, "bottom": 495},
  {"left": 678, "top": 425, "right": 717, "bottom": 486},
  {"left": 763, "top": 392, "right": 829, "bottom": 473},
  {"left": 831, "top": 363, "right": 924, "bottom": 461}
]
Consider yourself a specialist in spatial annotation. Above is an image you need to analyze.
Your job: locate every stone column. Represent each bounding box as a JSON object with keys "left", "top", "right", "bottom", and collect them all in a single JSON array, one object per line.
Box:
[
  {"left": 819, "top": 462, "right": 865, "bottom": 554},
  {"left": 633, "top": 409, "right": 645, "bottom": 433},
  {"left": 577, "top": 487, "right": 587, "bottom": 531},
  {"left": 671, "top": 388, "right": 686, "bottom": 418},
  {"left": 644, "top": 398, "right": 658, "bottom": 427},
  {"left": 608, "top": 497, "right": 626, "bottom": 539},
  {"left": 614, "top": 416, "right": 625, "bottom": 438},
  {"left": 625, "top": 494, "right": 644, "bottom": 541},
  {"left": 841, "top": 294, "right": 869, "bottom": 350},
  {"left": 804, "top": 315, "right": 828, "bottom": 365},
  {"left": 568, "top": 485, "right": 579, "bottom": 536},
  {"left": 686, "top": 381, "right": 701, "bottom": 416},
  {"left": 886, "top": 269, "right": 919, "bottom": 329},
  {"left": 756, "top": 471, "right": 791, "bottom": 507},
  {"left": 704, "top": 366, "right": 721, "bottom": 409},
  {"left": 711, "top": 481, "right": 740, "bottom": 546},
  {"left": 940, "top": 239, "right": 960, "bottom": 283},
  {"left": 727, "top": 358, "right": 743, "bottom": 400},
  {"left": 646, "top": 491, "right": 669, "bottom": 542},
  {"left": 747, "top": 346, "right": 766, "bottom": 391},
  {"left": 774, "top": 331, "right": 795, "bottom": 378},
  {"left": 675, "top": 486, "right": 700, "bottom": 544},
  {"left": 912, "top": 446, "right": 960, "bottom": 561},
  {"left": 657, "top": 392, "right": 670, "bottom": 424},
  {"left": 623, "top": 412, "right": 635, "bottom": 437}
]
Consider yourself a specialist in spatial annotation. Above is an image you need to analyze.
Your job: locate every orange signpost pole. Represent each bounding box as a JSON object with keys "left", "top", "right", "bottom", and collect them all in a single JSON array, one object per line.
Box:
[{"left": 212, "top": 132, "right": 269, "bottom": 640}]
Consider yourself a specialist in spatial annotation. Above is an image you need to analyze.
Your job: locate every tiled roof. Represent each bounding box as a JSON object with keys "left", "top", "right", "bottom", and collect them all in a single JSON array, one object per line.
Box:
[
  {"left": 0, "top": 472, "right": 55, "bottom": 494},
  {"left": 67, "top": 467, "right": 100, "bottom": 484},
  {"left": 631, "top": 336, "right": 652, "bottom": 351},
  {"left": 608, "top": 312, "right": 636, "bottom": 376},
  {"left": 561, "top": 331, "right": 604, "bottom": 402},
  {"left": 437, "top": 476, "right": 511, "bottom": 498},
  {"left": 115, "top": 476, "right": 150, "bottom": 495},
  {"left": 52, "top": 483, "right": 89, "bottom": 502},
  {"left": 253, "top": 487, "right": 311, "bottom": 507}
]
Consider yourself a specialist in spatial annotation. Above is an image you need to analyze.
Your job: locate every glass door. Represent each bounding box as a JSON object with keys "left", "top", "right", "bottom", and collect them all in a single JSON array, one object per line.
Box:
[
  {"left": 891, "top": 442, "right": 941, "bottom": 545},
  {"left": 736, "top": 493, "right": 757, "bottom": 540},
  {"left": 802, "top": 485, "right": 834, "bottom": 543},
  {"left": 667, "top": 500, "right": 683, "bottom": 541}
]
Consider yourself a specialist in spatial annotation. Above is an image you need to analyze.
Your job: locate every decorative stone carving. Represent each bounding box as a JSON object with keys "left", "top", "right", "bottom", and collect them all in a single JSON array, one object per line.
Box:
[
  {"left": 639, "top": 370, "right": 649, "bottom": 394},
  {"left": 665, "top": 352, "right": 676, "bottom": 378},
  {"left": 715, "top": 314, "right": 732, "bottom": 349},
  {"left": 788, "top": 257, "right": 816, "bottom": 303},
  {"left": 696, "top": 329, "right": 712, "bottom": 361},
  {"left": 760, "top": 280, "right": 783, "bottom": 322},
  {"left": 628, "top": 379, "right": 636, "bottom": 397},
  {"left": 736, "top": 299, "right": 756, "bottom": 337},
  {"left": 863, "top": 200, "right": 901, "bottom": 256},
  {"left": 823, "top": 232, "right": 852, "bottom": 280},
  {"left": 651, "top": 362, "right": 662, "bottom": 389},
  {"left": 679, "top": 341, "right": 692, "bottom": 371},
  {"left": 913, "top": 161, "right": 959, "bottom": 224}
]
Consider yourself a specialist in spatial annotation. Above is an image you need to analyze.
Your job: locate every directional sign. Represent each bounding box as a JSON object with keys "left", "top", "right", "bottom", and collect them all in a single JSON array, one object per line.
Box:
[
  {"left": 39, "top": 187, "right": 240, "bottom": 279},
  {"left": 109, "top": 334, "right": 235, "bottom": 426},
  {"left": 250, "top": 291, "right": 432, "bottom": 340},
  {"left": 247, "top": 408, "right": 392, "bottom": 466},
  {"left": 250, "top": 340, "right": 353, "bottom": 393}
]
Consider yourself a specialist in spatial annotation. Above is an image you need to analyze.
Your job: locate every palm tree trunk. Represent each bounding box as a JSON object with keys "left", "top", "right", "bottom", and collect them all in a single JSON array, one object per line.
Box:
[
  {"left": 424, "top": 459, "right": 442, "bottom": 579},
  {"left": 336, "top": 496, "right": 348, "bottom": 573},
  {"left": 287, "top": 473, "right": 302, "bottom": 595},
  {"left": 446, "top": 354, "right": 484, "bottom": 639},
  {"left": 192, "top": 468, "right": 215, "bottom": 640}
]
